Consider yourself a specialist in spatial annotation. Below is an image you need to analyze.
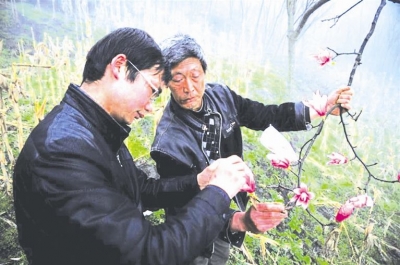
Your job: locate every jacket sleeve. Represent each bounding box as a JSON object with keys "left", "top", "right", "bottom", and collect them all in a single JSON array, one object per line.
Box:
[
  {"left": 151, "top": 150, "right": 247, "bottom": 248},
  {"left": 29, "top": 137, "right": 232, "bottom": 265},
  {"left": 144, "top": 151, "right": 200, "bottom": 209},
  {"left": 229, "top": 88, "right": 311, "bottom": 132}
]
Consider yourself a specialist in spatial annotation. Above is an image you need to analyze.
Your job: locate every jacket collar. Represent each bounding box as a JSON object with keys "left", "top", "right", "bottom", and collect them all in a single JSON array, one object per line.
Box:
[
  {"left": 64, "top": 83, "right": 131, "bottom": 153},
  {"left": 169, "top": 85, "right": 219, "bottom": 131},
  {"left": 168, "top": 84, "right": 237, "bottom": 134}
]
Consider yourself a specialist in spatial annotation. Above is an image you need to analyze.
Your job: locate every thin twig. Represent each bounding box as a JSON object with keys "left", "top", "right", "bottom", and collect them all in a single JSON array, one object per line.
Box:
[
  {"left": 321, "top": 0, "right": 364, "bottom": 28},
  {"left": 348, "top": 0, "right": 387, "bottom": 86}
]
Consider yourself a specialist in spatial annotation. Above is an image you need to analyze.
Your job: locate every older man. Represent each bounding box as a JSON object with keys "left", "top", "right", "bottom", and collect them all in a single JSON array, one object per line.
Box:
[{"left": 151, "top": 34, "right": 353, "bottom": 265}]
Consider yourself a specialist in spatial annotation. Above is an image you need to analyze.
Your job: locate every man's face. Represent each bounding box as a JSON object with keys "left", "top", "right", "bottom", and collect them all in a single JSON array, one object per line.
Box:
[
  {"left": 108, "top": 65, "right": 163, "bottom": 125},
  {"left": 168, "top": 57, "right": 205, "bottom": 111}
]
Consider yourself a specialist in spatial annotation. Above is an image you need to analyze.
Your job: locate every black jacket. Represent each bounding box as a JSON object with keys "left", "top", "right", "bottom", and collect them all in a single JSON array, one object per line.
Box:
[
  {"left": 151, "top": 83, "right": 310, "bottom": 249},
  {"left": 13, "top": 83, "right": 233, "bottom": 265}
]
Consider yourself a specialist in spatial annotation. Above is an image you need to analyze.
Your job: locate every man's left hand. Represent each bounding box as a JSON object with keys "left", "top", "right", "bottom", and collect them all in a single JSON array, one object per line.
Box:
[
  {"left": 230, "top": 202, "right": 287, "bottom": 234},
  {"left": 327, "top": 86, "right": 354, "bottom": 116}
]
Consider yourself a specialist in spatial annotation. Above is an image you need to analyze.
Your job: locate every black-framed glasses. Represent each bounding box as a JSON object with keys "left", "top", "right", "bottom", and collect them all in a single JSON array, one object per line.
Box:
[{"left": 126, "top": 59, "right": 162, "bottom": 101}]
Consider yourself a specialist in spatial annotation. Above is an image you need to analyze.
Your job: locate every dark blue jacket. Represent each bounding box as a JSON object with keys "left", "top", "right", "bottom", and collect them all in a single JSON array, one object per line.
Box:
[
  {"left": 13, "top": 83, "right": 232, "bottom": 265},
  {"left": 151, "top": 83, "right": 310, "bottom": 251}
]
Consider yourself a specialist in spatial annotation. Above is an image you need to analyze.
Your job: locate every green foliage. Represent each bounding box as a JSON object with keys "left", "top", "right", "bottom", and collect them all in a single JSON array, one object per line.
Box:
[
  {"left": 144, "top": 209, "right": 166, "bottom": 225},
  {"left": 233, "top": 65, "right": 400, "bottom": 264},
  {"left": 126, "top": 119, "right": 153, "bottom": 159},
  {"left": 0, "top": 195, "right": 26, "bottom": 264},
  {"left": 0, "top": 3, "right": 399, "bottom": 264}
]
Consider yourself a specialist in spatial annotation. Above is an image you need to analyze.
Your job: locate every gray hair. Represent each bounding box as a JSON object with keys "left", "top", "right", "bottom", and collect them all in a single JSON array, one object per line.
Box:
[{"left": 159, "top": 34, "right": 207, "bottom": 83}]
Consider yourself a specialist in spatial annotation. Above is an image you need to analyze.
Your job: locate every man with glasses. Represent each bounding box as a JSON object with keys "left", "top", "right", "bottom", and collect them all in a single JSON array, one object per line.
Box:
[
  {"left": 13, "top": 27, "right": 256, "bottom": 265},
  {"left": 127, "top": 59, "right": 162, "bottom": 102},
  {"left": 150, "top": 34, "right": 354, "bottom": 265}
]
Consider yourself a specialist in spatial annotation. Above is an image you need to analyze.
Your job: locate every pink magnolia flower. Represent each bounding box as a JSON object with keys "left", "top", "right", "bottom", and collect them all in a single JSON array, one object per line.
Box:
[
  {"left": 240, "top": 176, "right": 256, "bottom": 193},
  {"left": 335, "top": 194, "right": 374, "bottom": 222},
  {"left": 306, "top": 90, "right": 328, "bottom": 116},
  {"left": 266, "top": 153, "right": 291, "bottom": 169},
  {"left": 314, "top": 50, "right": 334, "bottom": 66},
  {"left": 290, "top": 183, "right": 315, "bottom": 209},
  {"left": 397, "top": 172, "right": 400, "bottom": 182},
  {"left": 327, "top": 152, "right": 348, "bottom": 165},
  {"left": 261, "top": 126, "right": 298, "bottom": 169}
]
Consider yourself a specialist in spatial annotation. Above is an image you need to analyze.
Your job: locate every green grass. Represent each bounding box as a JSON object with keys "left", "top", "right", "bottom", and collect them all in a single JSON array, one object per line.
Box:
[{"left": 1, "top": 19, "right": 399, "bottom": 265}]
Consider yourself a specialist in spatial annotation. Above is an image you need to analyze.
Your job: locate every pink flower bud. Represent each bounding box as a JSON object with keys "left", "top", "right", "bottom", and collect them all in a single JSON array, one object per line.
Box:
[
  {"left": 314, "top": 50, "right": 334, "bottom": 66},
  {"left": 327, "top": 152, "right": 348, "bottom": 165},
  {"left": 335, "top": 194, "right": 373, "bottom": 222}
]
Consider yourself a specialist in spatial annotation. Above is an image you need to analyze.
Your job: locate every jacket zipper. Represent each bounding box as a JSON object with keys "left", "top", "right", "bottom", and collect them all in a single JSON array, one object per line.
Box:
[
  {"left": 116, "top": 154, "right": 123, "bottom": 167},
  {"left": 201, "top": 109, "right": 223, "bottom": 165}
]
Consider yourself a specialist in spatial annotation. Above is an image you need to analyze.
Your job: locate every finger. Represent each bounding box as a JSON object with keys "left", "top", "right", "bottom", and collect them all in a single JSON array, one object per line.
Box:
[
  {"left": 252, "top": 212, "right": 288, "bottom": 221},
  {"left": 254, "top": 218, "right": 287, "bottom": 231},
  {"left": 337, "top": 90, "right": 354, "bottom": 101},
  {"left": 240, "top": 170, "right": 256, "bottom": 192},
  {"left": 256, "top": 218, "right": 286, "bottom": 226},
  {"left": 206, "top": 159, "right": 220, "bottom": 171},
  {"left": 341, "top": 104, "right": 351, "bottom": 111},
  {"left": 255, "top": 202, "right": 285, "bottom": 212},
  {"left": 340, "top": 90, "right": 353, "bottom": 96},
  {"left": 337, "top": 98, "right": 351, "bottom": 105},
  {"left": 243, "top": 164, "right": 254, "bottom": 182},
  {"left": 337, "top": 93, "right": 353, "bottom": 100},
  {"left": 338, "top": 86, "right": 351, "bottom": 93},
  {"left": 256, "top": 223, "right": 283, "bottom": 232},
  {"left": 227, "top": 162, "right": 248, "bottom": 175}
]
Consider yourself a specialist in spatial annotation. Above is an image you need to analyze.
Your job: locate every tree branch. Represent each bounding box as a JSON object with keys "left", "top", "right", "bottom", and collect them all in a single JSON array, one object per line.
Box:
[
  {"left": 348, "top": 0, "right": 386, "bottom": 86},
  {"left": 321, "top": 0, "right": 364, "bottom": 28},
  {"left": 291, "top": 0, "right": 331, "bottom": 40}
]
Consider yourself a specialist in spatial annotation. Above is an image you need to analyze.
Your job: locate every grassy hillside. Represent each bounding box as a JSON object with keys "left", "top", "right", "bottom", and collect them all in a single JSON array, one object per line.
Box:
[{"left": 0, "top": 2, "right": 399, "bottom": 264}]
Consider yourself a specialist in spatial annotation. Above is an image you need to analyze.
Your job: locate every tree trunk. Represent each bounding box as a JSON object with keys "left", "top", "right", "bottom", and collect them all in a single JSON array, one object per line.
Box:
[{"left": 286, "top": 0, "right": 296, "bottom": 90}]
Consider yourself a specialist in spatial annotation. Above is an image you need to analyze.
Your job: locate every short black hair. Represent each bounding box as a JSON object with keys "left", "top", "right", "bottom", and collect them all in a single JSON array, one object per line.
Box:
[
  {"left": 81, "top": 27, "right": 163, "bottom": 84},
  {"left": 159, "top": 34, "right": 207, "bottom": 83}
]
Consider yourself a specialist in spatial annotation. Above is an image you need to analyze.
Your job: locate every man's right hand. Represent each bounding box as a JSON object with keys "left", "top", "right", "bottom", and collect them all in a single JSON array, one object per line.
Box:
[{"left": 197, "top": 155, "right": 254, "bottom": 199}]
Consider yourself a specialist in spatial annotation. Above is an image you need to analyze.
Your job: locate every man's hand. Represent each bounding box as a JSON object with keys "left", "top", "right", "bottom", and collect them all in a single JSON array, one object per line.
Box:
[
  {"left": 326, "top": 86, "right": 354, "bottom": 116},
  {"left": 230, "top": 202, "right": 287, "bottom": 234},
  {"left": 197, "top": 155, "right": 254, "bottom": 198}
]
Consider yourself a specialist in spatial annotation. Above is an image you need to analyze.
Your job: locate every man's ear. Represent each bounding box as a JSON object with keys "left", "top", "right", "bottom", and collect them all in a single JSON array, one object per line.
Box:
[{"left": 110, "top": 54, "right": 127, "bottom": 79}]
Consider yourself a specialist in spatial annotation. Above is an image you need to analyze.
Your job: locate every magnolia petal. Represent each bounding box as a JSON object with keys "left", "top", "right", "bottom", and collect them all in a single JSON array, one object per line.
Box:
[
  {"left": 349, "top": 194, "right": 374, "bottom": 208},
  {"left": 335, "top": 202, "right": 355, "bottom": 222},
  {"left": 267, "top": 153, "right": 290, "bottom": 169},
  {"left": 299, "top": 183, "right": 308, "bottom": 190},
  {"left": 290, "top": 183, "right": 314, "bottom": 209},
  {"left": 293, "top": 187, "right": 301, "bottom": 195},
  {"left": 306, "top": 90, "right": 328, "bottom": 117},
  {"left": 314, "top": 50, "right": 334, "bottom": 66},
  {"left": 260, "top": 125, "right": 297, "bottom": 163},
  {"left": 296, "top": 199, "right": 309, "bottom": 209}
]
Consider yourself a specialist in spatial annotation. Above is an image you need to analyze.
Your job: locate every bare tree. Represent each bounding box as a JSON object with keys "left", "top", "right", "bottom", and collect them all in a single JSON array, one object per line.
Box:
[{"left": 286, "top": 0, "right": 331, "bottom": 90}]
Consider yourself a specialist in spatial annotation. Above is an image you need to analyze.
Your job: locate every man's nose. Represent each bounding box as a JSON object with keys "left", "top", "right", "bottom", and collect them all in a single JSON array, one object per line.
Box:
[
  {"left": 144, "top": 101, "right": 154, "bottom": 113},
  {"left": 182, "top": 79, "right": 195, "bottom": 93}
]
